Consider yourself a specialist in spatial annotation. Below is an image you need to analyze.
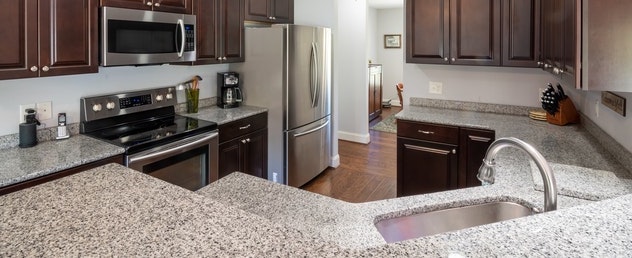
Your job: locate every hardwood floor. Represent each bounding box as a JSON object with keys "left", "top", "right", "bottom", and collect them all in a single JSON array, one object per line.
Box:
[{"left": 301, "top": 107, "right": 401, "bottom": 203}]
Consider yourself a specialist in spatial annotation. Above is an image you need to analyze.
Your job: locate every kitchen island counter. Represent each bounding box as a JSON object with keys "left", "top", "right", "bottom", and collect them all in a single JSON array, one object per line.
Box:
[{"left": 1, "top": 163, "right": 631, "bottom": 256}]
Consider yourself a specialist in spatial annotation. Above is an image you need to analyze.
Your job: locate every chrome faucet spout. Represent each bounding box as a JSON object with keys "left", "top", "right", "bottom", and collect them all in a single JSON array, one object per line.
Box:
[{"left": 477, "top": 137, "right": 558, "bottom": 212}]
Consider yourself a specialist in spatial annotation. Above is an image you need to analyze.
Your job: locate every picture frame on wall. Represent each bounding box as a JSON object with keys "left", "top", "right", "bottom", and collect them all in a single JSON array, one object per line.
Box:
[{"left": 384, "top": 34, "right": 401, "bottom": 48}]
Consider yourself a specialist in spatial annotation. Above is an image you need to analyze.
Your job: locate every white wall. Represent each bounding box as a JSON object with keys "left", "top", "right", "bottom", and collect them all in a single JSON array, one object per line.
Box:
[
  {"left": 336, "top": 0, "right": 370, "bottom": 144},
  {"left": 366, "top": 8, "right": 378, "bottom": 63},
  {"left": 403, "top": 65, "right": 554, "bottom": 107},
  {"left": 376, "top": 8, "right": 404, "bottom": 104},
  {"left": 294, "top": 0, "right": 340, "bottom": 166},
  {"left": 0, "top": 64, "right": 228, "bottom": 135}
]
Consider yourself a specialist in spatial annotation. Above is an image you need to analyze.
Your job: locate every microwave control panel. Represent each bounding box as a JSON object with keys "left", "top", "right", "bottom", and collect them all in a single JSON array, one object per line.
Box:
[{"left": 185, "top": 25, "right": 195, "bottom": 51}]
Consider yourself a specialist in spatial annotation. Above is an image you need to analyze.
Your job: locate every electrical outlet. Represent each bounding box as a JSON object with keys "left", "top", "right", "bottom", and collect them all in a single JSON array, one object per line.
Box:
[
  {"left": 272, "top": 172, "right": 278, "bottom": 183},
  {"left": 429, "top": 81, "right": 443, "bottom": 94},
  {"left": 19, "top": 104, "right": 36, "bottom": 123},
  {"left": 36, "top": 101, "right": 52, "bottom": 121}
]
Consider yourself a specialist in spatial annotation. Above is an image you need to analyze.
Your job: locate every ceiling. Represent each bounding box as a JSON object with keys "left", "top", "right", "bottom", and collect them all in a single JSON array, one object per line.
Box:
[{"left": 367, "top": 0, "right": 403, "bottom": 9}]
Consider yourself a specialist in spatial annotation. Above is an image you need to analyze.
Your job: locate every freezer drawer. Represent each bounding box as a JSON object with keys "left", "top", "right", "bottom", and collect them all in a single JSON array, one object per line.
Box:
[{"left": 285, "top": 116, "right": 331, "bottom": 187}]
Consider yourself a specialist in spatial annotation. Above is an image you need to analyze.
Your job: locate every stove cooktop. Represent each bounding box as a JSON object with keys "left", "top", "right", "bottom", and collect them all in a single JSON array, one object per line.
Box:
[{"left": 84, "top": 114, "right": 217, "bottom": 154}]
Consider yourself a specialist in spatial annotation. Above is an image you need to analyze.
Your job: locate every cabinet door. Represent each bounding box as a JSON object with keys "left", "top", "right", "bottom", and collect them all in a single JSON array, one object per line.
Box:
[
  {"left": 193, "top": 0, "right": 220, "bottom": 65},
  {"left": 243, "top": 129, "right": 268, "bottom": 179},
  {"left": 458, "top": 128, "right": 494, "bottom": 188},
  {"left": 397, "top": 137, "right": 458, "bottom": 197},
  {"left": 450, "top": 0, "right": 501, "bottom": 66},
  {"left": 100, "top": 0, "right": 151, "bottom": 10},
  {"left": 39, "top": 0, "right": 98, "bottom": 77},
  {"left": 218, "top": 137, "right": 244, "bottom": 179},
  {"left": 0, "top": 0, "right": 38, "bottom": 80},
  {"left": 271, "top": 0, "right": 293, "bottom": 23},
  {"left": 541, "top": 0, "right": 563, "bottom": 73},
  {"left": 406, "top": 0, "right": 450, "bottom": 64},
  {"left": 244, "top": 0, "right": 270, "bottom": 22},
  {"left": 220, "top": 0, "right": 245, "bottom": 63},
  {"left": 502, "top": 0, "right": 540, "bottom": 67},
  {"left": 560, "top": 0, "right": 579, "bottom": 88},
  {"left": 154, "top": 0, "right": 192, "bottom": 14}
]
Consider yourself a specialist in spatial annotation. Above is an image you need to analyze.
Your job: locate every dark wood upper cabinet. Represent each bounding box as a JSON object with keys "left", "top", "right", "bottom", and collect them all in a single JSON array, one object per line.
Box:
[
  {"left": 192, "top": 0, "right": 244, "bottom": 64},
  {"left": 502, "top": 0, "right": 540, "bottom": 67},
  {"left": 450, "top": 0, "right": 501, "bottom": 66},
  {"left": 406, "top": 0, "right": 538, "bottom": 67},
  {"left": 244, "top": 0, "right": 293, "bottom": 24},
  {"left": 0, "top": 0, "right": 98, "bottom": 80},
  {"left": 539, "top": 0, "right": 580, "bottom": 88},
  {"left": 100, "top": 0, "right": 192, "bottom": 13},
  {"left": 406, "top": 0, "right": 450, "bottom": 64}
]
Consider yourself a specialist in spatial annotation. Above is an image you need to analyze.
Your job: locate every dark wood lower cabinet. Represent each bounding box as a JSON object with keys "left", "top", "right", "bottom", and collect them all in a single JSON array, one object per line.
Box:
[
  {"left": 397, "top": 119, "right": 495, "bottom": 197},
  {"left": 397, "top": 137, "right": 458, "bottom": 196},
  {"left": 459, "top": 128, "right": 495, "bottom": 188},
  {"left": 0, "top": 154, "right": 124, "bottom": 196},
  {"left": 218, "top": 129, "right": 268, "bottom": 180}
]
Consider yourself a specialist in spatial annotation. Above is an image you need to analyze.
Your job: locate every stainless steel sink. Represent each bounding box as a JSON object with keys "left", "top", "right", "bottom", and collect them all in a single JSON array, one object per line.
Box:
[{"left": 375, "top": 202, "right": 536, "bottom": 243}]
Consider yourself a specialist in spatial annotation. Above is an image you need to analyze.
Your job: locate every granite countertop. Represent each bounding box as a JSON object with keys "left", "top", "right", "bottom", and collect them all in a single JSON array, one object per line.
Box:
[
  {"left": 0, "top": 105, "right": 267, "bottom": 189},
  {"left": 2, "top": 105, "right": 632, "bottom": 256},
  {"left": 178, "top": 105, "right": 267, "bottom": 125},
  {"left": 0, "top": 135, "right": 124, "bottom": 188}
]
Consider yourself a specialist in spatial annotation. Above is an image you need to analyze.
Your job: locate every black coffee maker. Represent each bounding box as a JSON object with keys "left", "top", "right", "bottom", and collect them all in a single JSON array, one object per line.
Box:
[{"left": 217, "top": 72, "right": 242, "bottom": 109}]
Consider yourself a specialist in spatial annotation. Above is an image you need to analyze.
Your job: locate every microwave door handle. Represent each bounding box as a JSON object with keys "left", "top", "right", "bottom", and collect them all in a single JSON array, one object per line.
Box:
[{"left": 176, "top": 19, "right": 185, "bottom": 58}]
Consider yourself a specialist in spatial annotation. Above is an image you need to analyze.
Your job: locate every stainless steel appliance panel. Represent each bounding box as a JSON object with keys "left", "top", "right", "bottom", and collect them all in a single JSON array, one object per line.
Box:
[
  {"left": 285, "top": 116, "right": 331, "bottom": 187},
  {"left": 101, "top": 7, "right": 196, "bottom": 66},
  {"left": 286, "top": 25, "right": 332, "bottom": 130},
  {"left": 127, "top": 131, "right": 219, "bottom": 191}
]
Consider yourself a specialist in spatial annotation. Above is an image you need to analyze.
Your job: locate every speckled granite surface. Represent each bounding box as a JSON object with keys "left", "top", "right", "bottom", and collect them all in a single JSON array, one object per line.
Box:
[
  {"left": 179, "top": 105, "right": 267, "bottom": 125},
  {"left": 2, "top": 163, "right": 631, "bottom": 256},
  {"left": 530, "top": 161, "right": 632, "bottom": 201},
  {"left": 0, "top": 135, "right": 124, "bottom": 188},
  {"left": 0, "top": 164, "right": 355, "bottom": 257}
]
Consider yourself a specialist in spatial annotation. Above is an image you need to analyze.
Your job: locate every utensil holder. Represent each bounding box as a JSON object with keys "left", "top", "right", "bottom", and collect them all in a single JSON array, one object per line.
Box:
[
  {"left": 546, "top": 98, "right": 580, "bottom": 126},
  {"left": 185, "top": 88, "right": 199, "bottom": 113}
]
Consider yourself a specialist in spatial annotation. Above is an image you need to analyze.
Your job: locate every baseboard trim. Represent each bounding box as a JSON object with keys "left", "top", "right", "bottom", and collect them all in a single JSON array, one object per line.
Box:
[
  {"left": 330, "top": 154, "right": 340, "bottom": 168},
  {"left": 338, "top": 131, "right": 370, "bottom": 144},
  {"left": 392, "top": 100, "right": 402, "bottom": 107}
]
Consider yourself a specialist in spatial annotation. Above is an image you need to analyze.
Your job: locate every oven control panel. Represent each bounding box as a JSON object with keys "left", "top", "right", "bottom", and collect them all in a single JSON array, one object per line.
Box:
[
  {"left": 120, "top": 94, "right": 153, "bottom": 109},
  {"left": 80, "top": 87, "right": 178, "bottom": 122}
]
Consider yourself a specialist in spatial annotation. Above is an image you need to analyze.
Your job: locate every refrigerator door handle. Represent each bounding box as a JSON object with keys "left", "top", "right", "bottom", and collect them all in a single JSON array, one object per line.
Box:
[
  {"left": 310, "top": 42, "right": 319, "bottom": 108},
  {"left": 293, "top": 118, "right": 330, "bottom": 138}
]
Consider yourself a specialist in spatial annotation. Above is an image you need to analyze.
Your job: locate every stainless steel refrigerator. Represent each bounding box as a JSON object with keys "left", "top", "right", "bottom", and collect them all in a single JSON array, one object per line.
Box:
[{"left": 231, "top": 24, "right": 332, "bottom": 187}]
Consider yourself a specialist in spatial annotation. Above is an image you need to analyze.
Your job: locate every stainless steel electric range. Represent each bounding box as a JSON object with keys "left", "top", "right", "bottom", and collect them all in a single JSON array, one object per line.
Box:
[{"left": 80, "top": 87, "right": 218, "bottom": 191}]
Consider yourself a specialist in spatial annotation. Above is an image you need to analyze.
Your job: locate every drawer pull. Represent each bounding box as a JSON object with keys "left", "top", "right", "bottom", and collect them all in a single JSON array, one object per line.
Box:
[
  {"left": 418, "top": 130, "right": 435, "bottom": 135},
  {"left": 239, "top": 124, "right": 251, "bottom": 130}
]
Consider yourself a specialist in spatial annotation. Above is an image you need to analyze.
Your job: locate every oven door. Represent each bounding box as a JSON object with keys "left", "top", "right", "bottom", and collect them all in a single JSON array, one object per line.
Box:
[{"left": 126, "top": 131, "right": 218, "bottom": 191}]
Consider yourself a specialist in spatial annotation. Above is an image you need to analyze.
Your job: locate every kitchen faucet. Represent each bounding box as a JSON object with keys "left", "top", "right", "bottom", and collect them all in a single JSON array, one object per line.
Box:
[{"left": 477, "top": 137, "right": 558, "bottom": 212}]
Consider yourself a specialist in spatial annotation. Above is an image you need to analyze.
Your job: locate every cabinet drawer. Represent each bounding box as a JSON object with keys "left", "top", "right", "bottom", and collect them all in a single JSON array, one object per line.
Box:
[
  {"left": 219, "top": 112, "right": 267, "bottom": 143},
  {"left": 397, "top": 120, "right": 459, "bottom": 144}
]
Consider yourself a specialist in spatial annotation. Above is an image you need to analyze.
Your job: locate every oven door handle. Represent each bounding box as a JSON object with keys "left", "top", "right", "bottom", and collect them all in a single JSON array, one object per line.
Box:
[{"left": 128, "top": 133, "right": 217, "bottom": 165}]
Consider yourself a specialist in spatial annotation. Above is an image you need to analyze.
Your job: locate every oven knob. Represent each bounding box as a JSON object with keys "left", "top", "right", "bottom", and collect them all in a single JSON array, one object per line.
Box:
[
  {"left": 156, "top": 95, "right": 164, "bottom": 102},
  {"left": 106, "top": 102, "right": 116, "bottom": 110},
  {"left": 92, "top": 103, "right": 103, "bottom": 112},
  {"left": 166, "top": 93, "right": 173, "bottom": 100}
]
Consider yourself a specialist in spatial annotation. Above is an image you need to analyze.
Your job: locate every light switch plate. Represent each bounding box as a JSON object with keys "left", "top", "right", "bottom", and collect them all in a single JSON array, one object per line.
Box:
[
  {"left": 36, "top": 101, "right": 52, "bottom": 121},
  {"left": 429, "top": 81, "right": 443, "bottom": 94}
]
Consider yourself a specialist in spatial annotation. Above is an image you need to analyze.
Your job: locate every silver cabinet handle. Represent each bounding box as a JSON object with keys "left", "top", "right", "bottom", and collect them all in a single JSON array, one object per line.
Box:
[
  {"left": 154, "top": 2, "right": 160, "bottom": 7},
  {"left": 241, "top": 139, "right": 247, "bottom": 144},
  {"left": 268, "top": 16, "right": 274, "bottom": 20},
  {"left": 418, "top": 130, "right": 435, "bottom": 135},
  {"left": 240, "top": 138, "right": 251, "bottom": 144},
  {"left": 246, "top": 138, "right": 251, "bottom": 143},
  {"left": 272, "top": 17, "right": 277, "bottom": 20},
  {"left": 30, "top": 66, "right": 38, "bottom": 72},
  {"left": 443, "top": 57, "right": 448, "bottom": 61},
  {"left": 451, "top": 57, "right": 456, "bottom": 62},
  {"left": 217, "top": 57, "right": 222, "bottom": 61},
  {"left": 452, "top": 149, "right": 456, "bottom": 154},
  {"left": 543, "top": 64, "right": 552, "bottom": 68},
  {"left": 42, "top": 66, "right": 50, "bottom": 72},
  {"left": 222, "top": 57, "right": 227, "bottom": 61},
  {"left": 146, "top": 1, "right": 153, "bottom": 6},
  {"left": 239, "top": 124, "right": 251, "bottom": 130}
]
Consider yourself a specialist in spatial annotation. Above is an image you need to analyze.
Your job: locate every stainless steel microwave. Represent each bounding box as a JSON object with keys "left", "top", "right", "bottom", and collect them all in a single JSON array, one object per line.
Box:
[{"left": 101, "top": 7, "right": 196, "bottom": 66}]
